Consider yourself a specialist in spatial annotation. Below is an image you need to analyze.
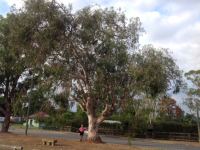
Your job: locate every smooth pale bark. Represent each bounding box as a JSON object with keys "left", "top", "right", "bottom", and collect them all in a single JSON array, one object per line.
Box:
[
  {"left": 87, "top": 115, "right": 102, "bottom": 143},
  {"left": 82, "top": 97, "right": 114, "bottom": 143}
]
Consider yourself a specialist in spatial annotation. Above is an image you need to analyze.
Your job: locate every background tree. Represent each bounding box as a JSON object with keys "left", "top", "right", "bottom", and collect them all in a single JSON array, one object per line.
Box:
[
  {"left": 129, "top": 45, "right": 182, "bottom": 126},
  {"left": 185, "top": 70, "right": 200, "bottom": 142},
  {"left": 158, "top": 97, "right": 183, "bottom": 120},
  {"left": 112, "top": 97, "right": 150, "bottom": 136},
  {"left": 107, "top": 45, "right": 182, "bottom": 136},
  {"left": 0, "top": 14, "right": 33, "bottom": 132},
  {"left": 0, "top": 0, "right": 71, "bottom": 132}
]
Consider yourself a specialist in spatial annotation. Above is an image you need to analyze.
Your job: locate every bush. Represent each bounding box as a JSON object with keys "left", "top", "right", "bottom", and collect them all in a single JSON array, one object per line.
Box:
[
  {"left": 153, "top": 121, "right": 197, "bottom": 133},
  {"left": 43, "top": 111, "right": 75, "bottom": 130},
  {"left": 43, "top": 109, "right": 88, "bottom": 131}
]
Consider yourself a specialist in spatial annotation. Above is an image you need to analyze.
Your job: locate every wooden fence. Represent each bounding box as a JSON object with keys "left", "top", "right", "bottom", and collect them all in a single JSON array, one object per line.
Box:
[
  {"left": 146, "top": 132, "right": 198, "bottom": 141},
  {"left": 60, "top": 126, "right": 199, "bottom": 142},
  {"left": 98, "top": 128, "right": 123, "bottom": 135},
  {"left": 98, "top": 128, "right": 199, "bottom": 142}
]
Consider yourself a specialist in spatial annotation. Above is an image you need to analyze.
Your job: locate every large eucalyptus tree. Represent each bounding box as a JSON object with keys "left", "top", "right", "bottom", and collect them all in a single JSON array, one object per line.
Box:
[{"left": 64, "top": 7, "right": 143, "bottom": 142}]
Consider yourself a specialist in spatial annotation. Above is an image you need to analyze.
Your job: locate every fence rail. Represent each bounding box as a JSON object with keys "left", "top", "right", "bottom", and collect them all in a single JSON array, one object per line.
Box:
[
  {"left": 146, "top": 132, "right": 198, "bottom": 141},
  {"left": 45, "top": 125, "right": 199, "bottom": 142},
  {"left": 98, "top": 128, "right": 199, "bottom": 142}
]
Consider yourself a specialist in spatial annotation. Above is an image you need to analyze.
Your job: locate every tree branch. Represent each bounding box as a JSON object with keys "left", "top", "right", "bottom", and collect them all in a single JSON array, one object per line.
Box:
[
  {"left": 10, "top": 75, "right": 20, "bottom": 99},
  {"left": 78, "top": 102, "right": 87, "bottom": 112},
  {"left": 97, "top": 103, "right": 115, "bottom": 124},
  {"left": 72, "top": 95, "right": 87, "bottom": 112}
]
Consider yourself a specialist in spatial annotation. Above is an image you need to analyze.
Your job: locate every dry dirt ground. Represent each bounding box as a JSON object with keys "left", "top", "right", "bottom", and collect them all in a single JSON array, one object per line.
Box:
[{"left": 0, "top": 133, "right": 154, "bottom": 150}]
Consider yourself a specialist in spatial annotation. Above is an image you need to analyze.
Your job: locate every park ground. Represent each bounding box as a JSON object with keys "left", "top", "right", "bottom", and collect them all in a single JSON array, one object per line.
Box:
[
  {"left": 0, "top": 133, "right": 151, "bottom": 150},
  {"left": 0, "top": 127, "right": 200, "bottom": 150}
]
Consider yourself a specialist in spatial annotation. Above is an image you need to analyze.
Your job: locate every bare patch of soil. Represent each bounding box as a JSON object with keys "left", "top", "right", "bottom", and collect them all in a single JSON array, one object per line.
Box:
[{"left": 0, "top": 133, "right": 145, "bottom": 150}]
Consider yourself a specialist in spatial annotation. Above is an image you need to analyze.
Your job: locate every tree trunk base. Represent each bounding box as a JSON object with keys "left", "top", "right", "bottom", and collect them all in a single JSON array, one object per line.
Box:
[
  {"left": 1, "top": 130, "right": 9, "bottom": 133},
  {"left": 1, "top": 127, "right": 9, "bottom": 133},
  {"left": 87, "top": 136, "right": 103, "bottom": 143},
  {"left": 1, "top": 113, "right": 11, "bottom": 133}
]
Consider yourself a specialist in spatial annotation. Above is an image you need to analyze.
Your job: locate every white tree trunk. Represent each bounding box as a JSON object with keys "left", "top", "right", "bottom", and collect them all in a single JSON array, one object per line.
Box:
[
  {"left": 84, "top": 97, "right": 112, "bottom": 143},
  {"left": 87, "top": 115, "right": 102, "bottom": 143}
]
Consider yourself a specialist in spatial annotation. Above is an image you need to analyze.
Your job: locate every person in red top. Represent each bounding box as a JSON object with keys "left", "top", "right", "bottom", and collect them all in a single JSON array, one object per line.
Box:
[{"left": 79, "top": 124, "right": 87, "bottom": 142}]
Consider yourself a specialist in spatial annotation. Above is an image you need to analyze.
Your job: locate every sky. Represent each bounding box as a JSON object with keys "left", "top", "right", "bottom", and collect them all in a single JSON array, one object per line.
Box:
[
  {"left": 0, "top": 0, "right": 199, "bottom": 109},
  {"left": 0, "top": 0, "right": 199, "bottom": 72}
]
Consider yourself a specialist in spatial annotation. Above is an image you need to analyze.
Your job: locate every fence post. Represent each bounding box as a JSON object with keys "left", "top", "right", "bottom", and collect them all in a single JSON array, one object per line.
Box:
[{"left": 188, "top": 133, "right": 191, "bottom": 141}]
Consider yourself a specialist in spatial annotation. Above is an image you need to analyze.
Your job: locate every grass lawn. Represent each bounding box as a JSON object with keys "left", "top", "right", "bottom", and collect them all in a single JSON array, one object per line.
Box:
[
  {"left": 0, "top": 133, "right": 156, "bottom": 150},
  {"left": 11, "top": 123, "right": 39, "bottom": 130}
]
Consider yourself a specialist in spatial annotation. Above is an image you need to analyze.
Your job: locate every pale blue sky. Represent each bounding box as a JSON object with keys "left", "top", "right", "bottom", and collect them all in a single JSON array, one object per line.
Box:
[{"left": 0, "top": 0, "right": 9, "bottom": 15}]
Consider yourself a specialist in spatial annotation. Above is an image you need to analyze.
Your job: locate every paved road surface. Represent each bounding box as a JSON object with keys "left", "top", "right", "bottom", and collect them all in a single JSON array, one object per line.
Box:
[{"left": 9, "top": 128, "right": 200, "bottom": 150}]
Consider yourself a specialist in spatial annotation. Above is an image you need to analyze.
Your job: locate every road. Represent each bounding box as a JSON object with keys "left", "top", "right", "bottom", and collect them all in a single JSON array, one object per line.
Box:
[{"left": 9, "top": 128, "right": 200, "bottom": 150}]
